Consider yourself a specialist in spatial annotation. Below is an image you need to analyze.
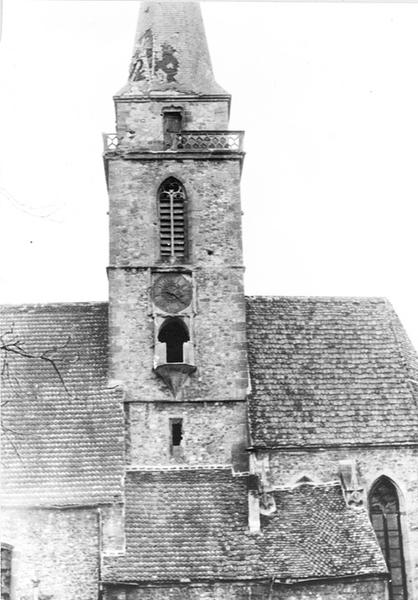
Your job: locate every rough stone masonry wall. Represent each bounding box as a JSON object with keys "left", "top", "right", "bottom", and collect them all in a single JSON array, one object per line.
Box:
[
  {"left": 104, "top": 578, "right": 385, "bottom": 600},
  {"left": 267, "top": 446, "right": 418, "bottom": 599},
  {"left": 270, "top": 579, "right": 385, "bottom": 599},
  {"left": 128, "top": 401, "right": 247, "bottom": 467},
  {"left": 108, "top": 158, "right": 248, "bottom": 402},
  {"left": 115, "top": 99, "right": 230, "bottom": 151},
  {"left": 1, "top": 507, "right": 99, "bottom": 600},
  {"left": 108, "top": 266, "right": 247, "bottom": 402},
  {"left": 108, "top": 158, "right": 243, "bottom": 268}
]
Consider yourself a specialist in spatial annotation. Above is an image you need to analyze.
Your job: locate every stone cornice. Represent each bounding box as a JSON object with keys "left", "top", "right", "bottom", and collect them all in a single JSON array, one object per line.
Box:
[
  {"left": 104, "top": 151, "right": 244, "bottom": 162},
  {"left": 113, "top": 94, "right": 231, "bottom": 104}
]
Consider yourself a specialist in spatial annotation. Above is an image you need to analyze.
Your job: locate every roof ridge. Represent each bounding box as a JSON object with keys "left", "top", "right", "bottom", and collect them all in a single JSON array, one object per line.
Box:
[
  {"left": 126, "top": 465, "right": 233, "bottom": 473},
  {"left": 386, "top": 306, "right": 418, "bottom": 404},
  {"left": 245, "top": 295, "right": 389, "bottom": 304},
  {"left": 0, "top": 301, "right": 108, "bottom": 309},
  {"left": 273, "top": 481, "right": 341, "bottom": 492}
]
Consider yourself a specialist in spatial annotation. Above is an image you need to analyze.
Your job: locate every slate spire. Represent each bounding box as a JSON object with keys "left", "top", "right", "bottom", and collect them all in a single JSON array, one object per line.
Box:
[{"left": 119, "top": 2, "right": 227, "bottom": 96}]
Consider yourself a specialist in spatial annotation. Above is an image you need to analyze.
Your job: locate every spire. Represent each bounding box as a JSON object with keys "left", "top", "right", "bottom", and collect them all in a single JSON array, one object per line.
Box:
[{"left": 118, "top": 2, "right": 227, "bottom": 97}]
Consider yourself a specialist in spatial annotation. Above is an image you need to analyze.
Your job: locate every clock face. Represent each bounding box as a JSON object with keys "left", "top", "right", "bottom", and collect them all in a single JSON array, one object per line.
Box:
[{"left": 152, "top": 273, "right": 193, "bottom": 313}]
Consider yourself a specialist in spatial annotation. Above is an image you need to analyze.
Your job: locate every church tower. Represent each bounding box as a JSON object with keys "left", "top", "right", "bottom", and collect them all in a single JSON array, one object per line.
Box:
[{"left": 104, "top": 2, "right": 249, "bottom": 469}]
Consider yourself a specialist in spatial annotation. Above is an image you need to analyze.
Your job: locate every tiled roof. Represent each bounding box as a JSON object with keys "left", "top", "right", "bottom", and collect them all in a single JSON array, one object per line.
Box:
[
  {"left": 103, "top": 468, "right": 258, "bottom": 581},
  {"left": 0, "top": 303, "right": 124, "bottom": 506},
  {"left": 102, "top": 468, "right": 386, "bottom": 583},
  {"left": 246, "top": 296, "right": 418, "bottom": 447},
  {"left": 262, "top": 484, "right": 386, "bottom": 580},
  {"left": 2, "top": 295, "right": 417, "bottom": 504}
]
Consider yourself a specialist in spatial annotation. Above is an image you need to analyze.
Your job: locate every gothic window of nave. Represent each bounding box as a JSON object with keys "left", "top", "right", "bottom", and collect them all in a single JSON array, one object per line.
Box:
[{"left": 369, "top": 477, "right": 408, "bottom": 600}]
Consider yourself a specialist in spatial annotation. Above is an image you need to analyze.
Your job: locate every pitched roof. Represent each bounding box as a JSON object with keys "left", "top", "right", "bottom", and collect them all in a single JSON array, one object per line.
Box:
[
  {"left": 103, "top": 468, "right": 258, "bottom": 582},
  {"left": 262, "top": 483, "right": 386, "bottom": 580},
  {"left": 2, "top": 295, "right": 417, "bottom": 505},
  {"left": 102, "top": 468, "right": 386, "bottom": 583},
  {"left": 0, "top": 303, "right": 124, "bottom": 506},
  {"left": 246, "top": 296, "right": 418, "bottom": 447}
]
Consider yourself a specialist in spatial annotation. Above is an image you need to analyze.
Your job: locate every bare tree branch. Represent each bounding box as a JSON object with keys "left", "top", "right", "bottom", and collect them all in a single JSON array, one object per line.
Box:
[
  {"left": 1, "top": 328, "right": 79, "bottom": 397},
  {"left": 1, "top": 325, "right": 80, "bottom": 456}
]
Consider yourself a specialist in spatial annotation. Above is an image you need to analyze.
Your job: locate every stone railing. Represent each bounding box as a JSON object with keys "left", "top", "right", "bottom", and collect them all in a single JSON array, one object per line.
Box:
[
  {"left": 103, "top": 133, "right": 120, "bottom": 151},
  {"left": 102, "top": 130, "right": 244, "bottom": 153},
  {"left": 175, "top": 131, "right": 244, "bottom": 151}
]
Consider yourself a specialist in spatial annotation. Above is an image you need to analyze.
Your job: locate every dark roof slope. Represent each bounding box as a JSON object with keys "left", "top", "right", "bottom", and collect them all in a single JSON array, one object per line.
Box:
[
  {"left": 102, "top": 468, "right": 386, "bottom": 583},
  {"left": 1, "top": 303, "right": 124, "bottom": 506},
  {"left": 246, "top": 297, "right": 418, "bottom": 447},
  {"left": 103, "top": 468, "right": 259, "bottom": 582},
  {"left": 262, "top": 484, "right": 386, "bottom": 580},
  {"left": 2, "top": 295, "right": 417, "bottom": 503}
]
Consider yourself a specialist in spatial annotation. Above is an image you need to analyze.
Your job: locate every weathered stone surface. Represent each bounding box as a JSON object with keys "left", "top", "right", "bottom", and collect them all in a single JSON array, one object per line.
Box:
[
  {"left": 115, "top": 100, "right": 230, "bottom": 148},
  {"left": 108, "top": 159, "right": 243, "bottom": 267},
  {"left": 128, "top": 401, "right": 247, "bottom": 466},
  {"left": 109, "top": 275, "right": 247, "bottom": 403},
  {"left": 105, "top": 577, "right": 385, "bottom": 600},
  {"left": 1, "top": 508, "right": 99, "bottom": 600}
]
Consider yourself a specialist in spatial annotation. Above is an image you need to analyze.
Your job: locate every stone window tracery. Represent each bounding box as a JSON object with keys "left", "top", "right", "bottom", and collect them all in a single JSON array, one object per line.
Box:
[
  {"left": 158, "top": 177, "right": 187, "bottom": 262},
  {"left": 369, "top": 477, "right": 407, "bottom": 600}
]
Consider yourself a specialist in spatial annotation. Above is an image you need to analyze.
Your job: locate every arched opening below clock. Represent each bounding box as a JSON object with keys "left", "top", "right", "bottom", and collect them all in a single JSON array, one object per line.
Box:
[{"left": 158, "top": 318, "right": 189, "bottom": 363}]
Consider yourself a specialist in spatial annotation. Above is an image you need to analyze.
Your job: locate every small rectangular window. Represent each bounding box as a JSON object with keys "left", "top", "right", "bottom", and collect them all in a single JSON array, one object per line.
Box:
[
  {"left": 170, "top": 418, "right": 183, "bottom": 456},
  {"left": 163, "top": 112, "right": 182, "bottom": 149}
]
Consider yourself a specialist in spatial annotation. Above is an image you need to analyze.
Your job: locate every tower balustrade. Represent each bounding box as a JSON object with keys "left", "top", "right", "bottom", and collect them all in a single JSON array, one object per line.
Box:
[{"left": 102, "top": 130, "right": 244, "bottom": 153}]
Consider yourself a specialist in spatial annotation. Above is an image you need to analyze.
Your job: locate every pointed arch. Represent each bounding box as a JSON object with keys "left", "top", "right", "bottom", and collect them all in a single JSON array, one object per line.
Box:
[
  {"left": 369, "top": 476, "right": 408, "bottom": 600},
  {"left": 158, "top": 317, "right": 189, "bottom": 363},
  {"left": 158, "top": 177, "right": 187, "bottom": 261}
]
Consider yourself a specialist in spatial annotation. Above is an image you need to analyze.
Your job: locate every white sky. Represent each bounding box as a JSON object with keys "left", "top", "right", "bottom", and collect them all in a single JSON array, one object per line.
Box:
[{"left": 1, "top": 1, "right": 418, "bottom": 349}]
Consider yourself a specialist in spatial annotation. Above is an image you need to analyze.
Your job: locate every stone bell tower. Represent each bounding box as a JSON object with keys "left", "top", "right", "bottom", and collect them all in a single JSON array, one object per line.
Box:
[{"left": 104, "top": 2, "right": 248, "bottom": 469}]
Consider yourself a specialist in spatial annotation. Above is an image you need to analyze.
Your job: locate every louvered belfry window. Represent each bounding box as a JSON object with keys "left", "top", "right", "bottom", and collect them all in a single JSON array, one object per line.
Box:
[
  {"left": 369, "top": 477, "right": 408, "bottom": 600},
  {"left": 159, "top": 177, "right": 187, "bottom": 261}
]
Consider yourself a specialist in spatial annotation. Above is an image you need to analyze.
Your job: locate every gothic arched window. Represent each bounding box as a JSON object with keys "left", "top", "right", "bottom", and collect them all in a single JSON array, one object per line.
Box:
[
  {"left": 369, "top": 477, "right": 407, "bottom": 600},
  {"left": 158, "top": 177, "right": 187, "bottom": 261},
  {"left": 158, "top": 318, "right": 189, "bottom": 363}
]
